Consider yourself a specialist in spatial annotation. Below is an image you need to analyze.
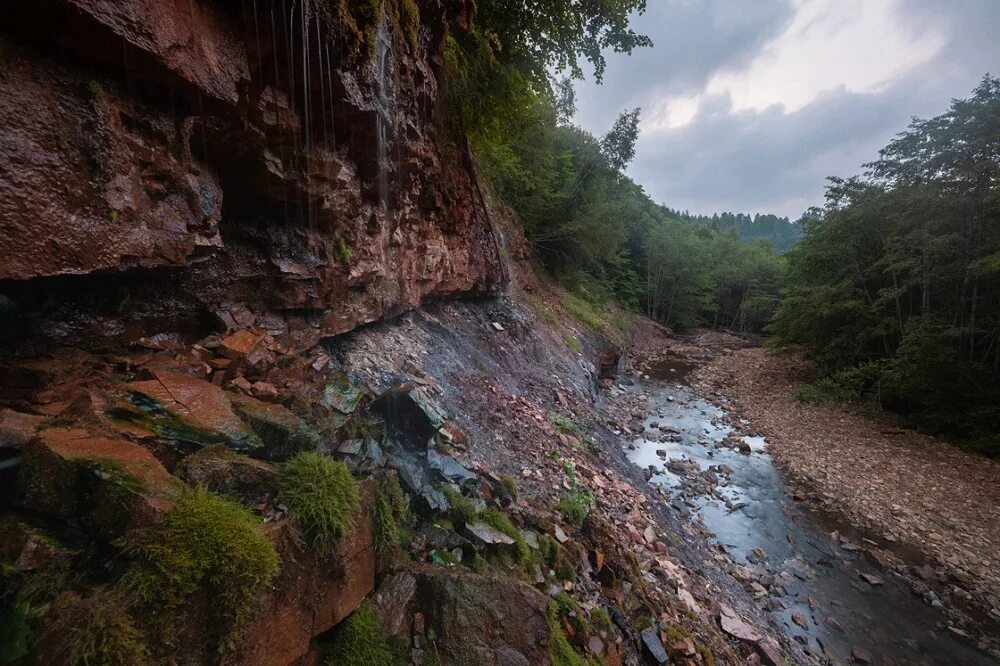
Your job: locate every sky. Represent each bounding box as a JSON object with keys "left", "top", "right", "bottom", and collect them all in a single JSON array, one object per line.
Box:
[{"left": 572, "top": 0, "right": 1000, "bottom": 219}]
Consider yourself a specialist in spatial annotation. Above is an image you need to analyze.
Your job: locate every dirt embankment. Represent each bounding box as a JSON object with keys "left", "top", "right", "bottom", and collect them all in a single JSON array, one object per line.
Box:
[{"left": 691, "top": 346, "right": 1000, "bottom": 639}]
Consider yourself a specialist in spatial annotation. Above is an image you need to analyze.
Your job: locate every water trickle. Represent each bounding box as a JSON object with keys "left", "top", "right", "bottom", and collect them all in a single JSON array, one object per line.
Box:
[{"left": 374, "top": 10, "right": 394, "bottom": 212}]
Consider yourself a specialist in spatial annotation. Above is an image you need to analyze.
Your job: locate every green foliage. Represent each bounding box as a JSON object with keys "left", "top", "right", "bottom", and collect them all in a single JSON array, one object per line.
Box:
[
  {"left": 442, "top": 485, "right": 477, "bottom": 525},
  {"left": 590, "top": 607, "right": 613, "bottom": 634},
  {"left": 279, "top": 452, "right": 360, "bottom": 549},
  {"left": 556, "top": 492, "right": 593, "bottom": 526},
  {"left": 336, "top": 239, "right": 354, "bottom": 264},
  {"left": 554, "top": 462, "right": 594, "bottom": 525},
  {"left": 771, "top": 76, "right": 1000, "bottom": 455},
  {"left": 0, "top": 601, "right": 39, "bottom": 663},
  {"left": 479, "top": 506, "right": 533, "bottom": 566},
  {"left": 324, "top": 602, "right": 402, "bottom": 666},
  {"left": 562, "top": 333, "right": 582, "bottom": 354},
  {"left": 561, "top": 292, "right": 605, "bottom": 332},
  {"left": 549, "top": 412, "right": 582, "bottom": 436},
  {"left": 547, "top": 601, "right": 587, "bottom": 666},
  {"left": 553, "top": 592, "right": 591, "bottom": 636},
  {"left": 122, "top": 488, "right": 278, "bottom": 644},
  {"left": 374, "top": 490, "right": 400, "bottom": 557},
  {"left": 52, "top": 592, "right": 150, "bottom": 666}
]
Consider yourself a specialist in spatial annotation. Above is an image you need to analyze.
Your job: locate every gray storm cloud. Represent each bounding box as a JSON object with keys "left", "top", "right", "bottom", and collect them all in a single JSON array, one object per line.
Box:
[{"left": 572, "top": 0, "right": 1000, "bottom": 218}]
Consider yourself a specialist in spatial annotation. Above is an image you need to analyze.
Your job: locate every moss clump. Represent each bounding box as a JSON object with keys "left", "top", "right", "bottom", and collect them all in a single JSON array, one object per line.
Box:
[
  {"left": 122, "top": 488, "right": 278, "bottom": 643},
  {"left": 590, "top": 607, "right": 612, "bottom": 634},
  {"left": 279, "top": 452, "right": 359, "bottom": 549},
  {"left": 375, "top": 474, "right": 412, "bottom": 556},
  {"left": 479, "top": 506, "right": 533, "bottom": 568},
  {"left": 633, "top": 615, "right": 652, "bottom": 631},
  {"left": 442, "top": 485, "right": 477, "bottom": 525},
  {"left": 336, "top": 239, "right": 354, "bottom": 264},
  {"left": 373, "top": 489, "right": 400, "bottom": 557},
  {"left": 498, "top": 475, "right": 519, "bottom": 502},
  {"left": 563, "top": 333, "right": 582, "bottom": 354},
  {"left": 548, "top": 601, "right": 587, "bottom": 666},
  {"left": 325, "top": 602, "right": 401, "bottom": 666},
  {"left": 53, "top": 591, "right": 150, "bottom": 666},
  {"left": 553, "top": 592, "right": 590, "bottom": 637}
]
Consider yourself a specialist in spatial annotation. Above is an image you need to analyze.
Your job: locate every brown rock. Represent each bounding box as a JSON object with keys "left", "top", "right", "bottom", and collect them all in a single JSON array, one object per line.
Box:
[
  {"left": 0, "top": 408, "right": 43, "bottom": 449},
  {"left": 236, "top": 480, "right": 376, "bottom": 666},
  {"left": 21, "top": 428, "right": 177, "bottom": 536},
  {"left": 173, "top": 446, "right": 277, "bottom": 503},
  {"left": 413, "top": 565, "right": 552, "bottom": 666}
]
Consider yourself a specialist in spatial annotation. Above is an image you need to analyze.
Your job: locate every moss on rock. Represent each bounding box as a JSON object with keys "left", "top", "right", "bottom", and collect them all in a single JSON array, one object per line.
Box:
[
  {"left": 121, "top": 488, "right": 278, "bottom": 645},
  {"left": 279, "top": 452, "right": 359, "bottom": 550},
  {"left": 324, "top": 601, "right": 402, "bottom": 666}
]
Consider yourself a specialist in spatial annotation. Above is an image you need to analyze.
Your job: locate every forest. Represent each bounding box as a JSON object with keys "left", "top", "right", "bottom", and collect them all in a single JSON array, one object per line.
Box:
[
  {"left": 444, "top": 4, "right": 788, "bottom": 335},
  {"left": 445, "top": 5, "right": 1000, "bottom": 455},
  {"left": 770, "top": 76, "right": 1000, "bottom": 455}
]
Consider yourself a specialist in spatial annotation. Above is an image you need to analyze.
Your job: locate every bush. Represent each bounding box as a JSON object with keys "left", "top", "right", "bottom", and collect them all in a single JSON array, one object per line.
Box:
[
  {"left": 325, "top": 602, "right": 402, "bottom": 666},
  {"left": 123, "top": 488, "right": 278, "bottom": 643},
  {"left": 279, "top": 452, "right": 360, "bottom": 549}
]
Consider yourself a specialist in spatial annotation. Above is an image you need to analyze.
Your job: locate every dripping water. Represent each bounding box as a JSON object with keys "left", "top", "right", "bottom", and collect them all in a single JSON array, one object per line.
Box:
[{"left": 374, "top": 10, "right": 394, "bottom": 212}]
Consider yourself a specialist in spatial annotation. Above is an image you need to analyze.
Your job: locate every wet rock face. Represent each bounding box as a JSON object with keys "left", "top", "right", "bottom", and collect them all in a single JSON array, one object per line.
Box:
[{"left": 0, "top": 0, "right": 505, "bottom": 350}]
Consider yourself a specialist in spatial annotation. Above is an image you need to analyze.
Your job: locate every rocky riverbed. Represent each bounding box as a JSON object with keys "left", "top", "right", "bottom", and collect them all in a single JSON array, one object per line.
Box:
[{"left": 613, "top": 329, "right": 1000, "bottom": 664}]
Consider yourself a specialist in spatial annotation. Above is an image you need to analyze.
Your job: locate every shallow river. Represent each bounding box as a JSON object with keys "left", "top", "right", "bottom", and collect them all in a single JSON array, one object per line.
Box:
[{"left": 623, "top": 360, "right": 996, "bottom": 665}]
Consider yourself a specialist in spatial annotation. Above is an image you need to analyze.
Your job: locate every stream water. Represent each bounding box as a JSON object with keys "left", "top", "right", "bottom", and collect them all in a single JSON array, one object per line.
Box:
[{"left": 624, "top": 357, "right": 996, "bottom": 665}]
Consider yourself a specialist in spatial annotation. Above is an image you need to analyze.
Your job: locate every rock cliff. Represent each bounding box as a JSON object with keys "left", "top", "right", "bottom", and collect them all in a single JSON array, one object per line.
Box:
[{"left": 0, "top": 0, "right": 505, "bottom": 351}]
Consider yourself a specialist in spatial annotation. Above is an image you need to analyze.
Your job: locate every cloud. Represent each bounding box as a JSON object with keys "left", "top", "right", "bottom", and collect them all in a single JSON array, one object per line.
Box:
[{"left": 572, "top": 0, "right": 1000, "bottom": 218}]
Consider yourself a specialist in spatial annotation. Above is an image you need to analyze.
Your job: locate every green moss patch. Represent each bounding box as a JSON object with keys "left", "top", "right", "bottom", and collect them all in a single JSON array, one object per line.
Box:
[
  {"left": 122, "top": 488, "right": 278, "bottom": 644},
  {"left": 324, "top": 601, "right": 403, "bottom": 666},
  {"left": 52, "top": 591, "right": 150, "bottom": 666},
  {"left": 279, "top": 452, "right": 359, "bottom": 550},
  {"left": 548, "top": 601, "right": 587, "bottom": 666}
]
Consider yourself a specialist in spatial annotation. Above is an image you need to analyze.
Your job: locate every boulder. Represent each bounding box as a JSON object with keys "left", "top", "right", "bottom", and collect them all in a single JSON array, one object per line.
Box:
[
  {"left": 370, "top": 570, "right": 418, "bottom": 639},
  {"left": 413, "top": 565, "right": 552, "bottom": 666},
  {"left": 236, "top": 480, "right": 376, "bottom": 666},
  {"left": 119, "top": 370, "right": 261, "bottom": 453},
  {"left": 173, "top": 445, "right": 277, "bottom": 503},
  {"left": 640, "top": 627, "right": 669, "bottom": 664},
  {"left": 20, "top": 428, "right": 177, "bottom": 536},
  {"left": 228, "top": 393, "right": 318, "bottom": 460},
  {"left": 0, "top": 408, "right": 43, "bottom": 449}
]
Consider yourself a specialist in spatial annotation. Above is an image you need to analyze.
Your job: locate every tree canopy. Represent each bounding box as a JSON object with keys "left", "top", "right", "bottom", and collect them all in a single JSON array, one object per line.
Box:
[{"left": 770, "top": 76, "right": 1000, "bottom": 455}]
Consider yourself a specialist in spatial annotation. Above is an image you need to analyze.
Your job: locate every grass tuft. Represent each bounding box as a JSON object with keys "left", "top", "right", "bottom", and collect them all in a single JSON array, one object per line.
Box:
[
  {"left": 279, "top": 452, "right": 360, "bottom": 550},
  {"left": 325, "top": 601, "right": 402, "bottom": 666}
]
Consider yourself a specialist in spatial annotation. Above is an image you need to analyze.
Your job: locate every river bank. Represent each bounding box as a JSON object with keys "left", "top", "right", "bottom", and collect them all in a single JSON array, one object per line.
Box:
[{"left": 678, "top": 339, "right": 1000, "bottom": 659}]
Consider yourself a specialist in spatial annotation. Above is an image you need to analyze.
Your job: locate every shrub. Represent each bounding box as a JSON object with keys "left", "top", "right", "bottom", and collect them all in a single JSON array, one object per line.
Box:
[
  {"left": 279, "top": 452, "right": 359, "bottom": 549},
  {"left": 123, "top": 488, "right": 278, "bottom": 643},
  {"left": 0, "top": 601, "right": 39, "bottom": 663},
  {"left": 325, "top": 602, "right": 401, "bottom": 666}
]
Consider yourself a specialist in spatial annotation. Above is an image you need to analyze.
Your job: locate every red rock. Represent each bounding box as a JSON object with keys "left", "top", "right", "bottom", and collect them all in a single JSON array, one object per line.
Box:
[
  {"left": 236, "top": 480, "right": 376, "bottom": 666},
  {"left": 0, "top": 408, "right": 43, "bottom": 449},
  {"left": 125, "top": 370, "right": 258, "bottom": 446},
  {"left": 21, "top": 428, "right": 177, "bottom": 535},
  {"left": 221, "top": 330, "right": 265, "bottom": 359}
]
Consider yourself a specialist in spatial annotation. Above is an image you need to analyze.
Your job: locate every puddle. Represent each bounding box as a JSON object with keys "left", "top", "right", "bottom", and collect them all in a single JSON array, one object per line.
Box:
[{"left": 624, "top": 375, "right": 997, "bottom": 665}]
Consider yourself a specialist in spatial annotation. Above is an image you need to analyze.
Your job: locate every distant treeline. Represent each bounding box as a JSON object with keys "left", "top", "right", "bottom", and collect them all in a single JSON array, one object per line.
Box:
[
  {"left": 443, "top": 6, "right": 787, "bottom": 334},
  {"left": 662, "top": 209, "right": 804, "bottom": 253}
]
